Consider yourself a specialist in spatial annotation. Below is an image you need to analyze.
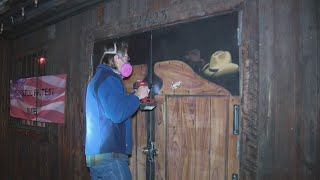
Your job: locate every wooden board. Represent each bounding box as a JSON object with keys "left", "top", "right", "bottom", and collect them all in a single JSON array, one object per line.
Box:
[
  {"left": 166, "top": 96, "right": 196, "bottom": 179},
  {"left": 209, "top": 97, "right": 228, "bottom": 179},
  {"left": 153, "top": 60, "right": 239, "bottom": 180},
  {"left": 130, "top": 110, "right": 148, "bottom": 180},
  {"left": 154, "top": 95, "right": 166, "bottom": 180},
  {"left": 154, "top": 60, "right": 230, "bottom": 96},
  {"left": 228, "top": 97, "right": 240, "bottom": 179},
  {"left": 154, "top": 95, "right": 235, "bottom": 179},
  {"left": 124, "top": 64, "right": 148, "bottom": 180}
]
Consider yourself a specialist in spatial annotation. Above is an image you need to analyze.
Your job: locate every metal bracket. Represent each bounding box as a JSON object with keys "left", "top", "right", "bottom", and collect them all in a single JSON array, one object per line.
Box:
[
  {"left": 142, "top": 141, "right": 159, "bottom": 162},
  {"left": 233, "top": 105, "right": 240, "bottom": 135},
  {"left": 237, "top": 11, "right": 243, "bottom": 46}
]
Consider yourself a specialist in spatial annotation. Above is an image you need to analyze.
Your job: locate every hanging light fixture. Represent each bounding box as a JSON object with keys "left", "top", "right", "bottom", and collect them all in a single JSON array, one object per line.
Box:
[
  {"left": 21, "top": 7, "right": 25, "bottom": 17},
  {"left": 34, "top": 0, "right": 38, "bottom": 7},
  {"left": 38, "top": 57, "right": 47, "bottom": 64},
  {"left": 0, "top": 23, "right": 3, "bottom": 34}
]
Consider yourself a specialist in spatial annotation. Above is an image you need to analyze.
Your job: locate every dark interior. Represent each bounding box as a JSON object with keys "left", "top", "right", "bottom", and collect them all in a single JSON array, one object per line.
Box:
[{"left": 94, "top": 12, "right": 239, "bottom": 95}]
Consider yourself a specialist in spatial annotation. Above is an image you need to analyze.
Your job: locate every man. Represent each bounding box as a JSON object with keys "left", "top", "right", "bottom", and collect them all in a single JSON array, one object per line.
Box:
[{"left": 85, "top": 40, "right": 149, "bottom": 180}]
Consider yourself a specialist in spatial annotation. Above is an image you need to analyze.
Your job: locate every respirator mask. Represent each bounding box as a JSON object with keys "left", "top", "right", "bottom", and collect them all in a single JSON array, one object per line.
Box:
[
  {"left": 104, "top": 43, "right": 133, "bottom": 78},
  {"left": 119, "top": 62, "right": 133, "bottom": 78}
]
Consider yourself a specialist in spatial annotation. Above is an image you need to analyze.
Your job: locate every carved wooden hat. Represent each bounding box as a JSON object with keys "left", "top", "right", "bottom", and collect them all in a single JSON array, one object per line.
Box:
[{"left": 202, "top": 51, "right": 239, "bottom": 78}]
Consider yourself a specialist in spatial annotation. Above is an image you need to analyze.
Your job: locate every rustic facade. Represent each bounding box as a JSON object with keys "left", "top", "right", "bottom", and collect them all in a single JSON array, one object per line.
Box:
[{"left": 0, "top": 0, "right": 319, "bottom": 179}]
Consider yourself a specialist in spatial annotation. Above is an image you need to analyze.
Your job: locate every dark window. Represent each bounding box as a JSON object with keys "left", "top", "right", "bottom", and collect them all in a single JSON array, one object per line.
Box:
[{"left": 10, "top": 49, "right": 48, "bottom": 131}]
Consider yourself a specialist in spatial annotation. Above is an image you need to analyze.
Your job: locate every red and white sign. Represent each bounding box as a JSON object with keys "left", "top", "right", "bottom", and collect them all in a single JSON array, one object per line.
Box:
[{"left": 10, "top": 74, "right": 67, "bottom": 123}]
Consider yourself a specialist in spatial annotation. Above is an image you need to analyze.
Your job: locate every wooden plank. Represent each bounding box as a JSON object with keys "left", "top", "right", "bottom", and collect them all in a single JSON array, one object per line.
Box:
[
  {"left": 130, "top": 113, "right": 138, "bottom": 180},
  {"left": 298, "top": 0, "right": 319, "bottom": 178},
  {"left": 257, "top": 0, "right": 275, "bottom": 178},
  {"left": 180, "top": 96, "right": 196, "bottom": 180},
  {"left": 167, "top": 96, "right": 196, "bottom": 179},
  {"left": 154, "top": 60, "right": 230, "bottom": 96},
  {"left": 194, "top": 96, "right": 211, "bottom": 179},
  {"left": 136, "top": 111, "right": 147, "bottom": 180},
  {"left": 130, "top": 110, "right": 147, "bottom": 180},
  {"left": 210, "top": 97, "right": 228, "bottom": 180},
  {"left": 94, "top": 0, "right": 242, "bottom": 43},
  {"left": 154, "top": 95, "right": 166, "bottom": 180},
  {"left": 241, "top": 0, "right": 259, "bottom": 179},
  {"left": 272, "top": 0, "right": 299, "bottom": 179},
  {"left": 227, "top": 97, "right": 240, "bottom": 179},
  {"left": 0, "top": 41, "right": 10, "bottom": 180},
  {"left": 317, "top": 0, "right": 320, "bottom": 177},
  {"left": 123, "top": 64, "right": 149, "bottom": 180}
]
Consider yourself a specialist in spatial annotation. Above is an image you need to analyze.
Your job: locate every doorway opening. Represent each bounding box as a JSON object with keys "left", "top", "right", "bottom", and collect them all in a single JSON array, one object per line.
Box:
[{"left": 92, "top": 11, "right": 240, "bottom": 180}]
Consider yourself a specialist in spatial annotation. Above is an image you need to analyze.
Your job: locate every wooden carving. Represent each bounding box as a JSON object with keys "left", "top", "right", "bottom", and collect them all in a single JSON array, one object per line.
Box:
[{"left": 154, "top": 60, "right": 230, "bottom": 95}]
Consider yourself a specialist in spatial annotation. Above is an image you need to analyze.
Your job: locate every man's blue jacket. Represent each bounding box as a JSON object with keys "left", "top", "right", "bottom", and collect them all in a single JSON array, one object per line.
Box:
[{"left": 85, "top": 64, "right": 140, "bottom": 156}]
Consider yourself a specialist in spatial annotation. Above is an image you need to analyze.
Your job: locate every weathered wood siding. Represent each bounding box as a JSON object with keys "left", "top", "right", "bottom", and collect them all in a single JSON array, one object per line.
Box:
[
  {"left": 0, "top": 9, "right": 95, "bottom": 180},
  {"left": 0, "top": 40, "right": 11, "bottom": 179},
  {"left": 1, "top": 0, "right": 245, "bottom": 179},
  {"left": 256, "top": 0, "right": 320, "bottom": 179},
  {"left": 241, "top": 1, "right": 259, "bottom": 179},
  {"left": 0, "top": 0, "right": 318, "bottom": 179}
]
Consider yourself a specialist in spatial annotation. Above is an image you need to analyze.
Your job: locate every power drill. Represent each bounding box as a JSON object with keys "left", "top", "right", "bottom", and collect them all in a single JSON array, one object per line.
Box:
[{"left": 133, "top": 81, "right": 157, "bottom": 111}]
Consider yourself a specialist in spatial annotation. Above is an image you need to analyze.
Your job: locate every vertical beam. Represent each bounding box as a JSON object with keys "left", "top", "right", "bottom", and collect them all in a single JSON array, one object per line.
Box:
[
  {"left": 240, "top": 0, "right": 259, "bottom": 179},
  {"left": 257, "top": 0, "right": 275, "bottom": 178}
]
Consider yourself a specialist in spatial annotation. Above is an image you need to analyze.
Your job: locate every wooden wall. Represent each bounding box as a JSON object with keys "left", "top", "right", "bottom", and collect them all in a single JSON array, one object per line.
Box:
[
  {"left": 254, "top": 0, "right": 320, "bottom": 179},
  {"left": 0, "top": 8, "right": 95, "bottom": 180},
  {"left": 0, "top": 40, "right": 11, "bottom": 179},
  {"left": 0, "top": 0, "right": 319, "bottom": 179}
]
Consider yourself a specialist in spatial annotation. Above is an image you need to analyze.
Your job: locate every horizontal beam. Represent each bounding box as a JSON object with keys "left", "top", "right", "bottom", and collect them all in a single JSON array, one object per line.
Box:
[{"left": 1, "top": 0, "right": 107, "bottom": 39}]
